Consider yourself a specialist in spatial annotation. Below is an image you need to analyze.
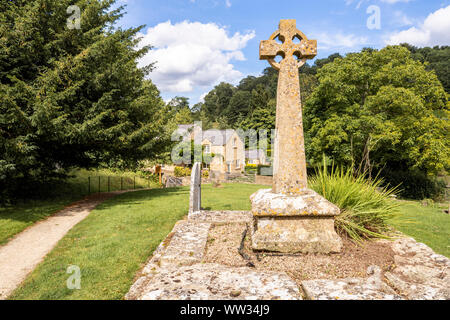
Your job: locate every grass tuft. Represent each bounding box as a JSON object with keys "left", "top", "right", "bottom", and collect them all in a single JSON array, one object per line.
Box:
[{"left": 309, "top": 162, "right": 400, "bottom": 242}]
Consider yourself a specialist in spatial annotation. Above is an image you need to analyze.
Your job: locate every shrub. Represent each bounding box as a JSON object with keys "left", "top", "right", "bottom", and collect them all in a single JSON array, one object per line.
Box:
[
  {"left": 245, "top": 164, "right": 258, "bottom": 174},
  {"left": 309, "top": 163, "right": 400, "bottom": 242},
  {"left": 245, "top": 164, "right": 273, "bottom": 176},
  {"left": 202, "top": 169, "right": 209, "bottom": 178},
  {"left": 380, "top": 168, "right": 446, "bottom": 200},
  {"left": 174, "top": 167, "right": 191, "bottom": 177}
]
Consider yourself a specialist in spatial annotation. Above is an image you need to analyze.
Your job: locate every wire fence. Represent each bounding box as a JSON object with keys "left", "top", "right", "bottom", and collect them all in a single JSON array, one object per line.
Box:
[{"left": 87, "top": 176, "right": 153, "bottom": 194}]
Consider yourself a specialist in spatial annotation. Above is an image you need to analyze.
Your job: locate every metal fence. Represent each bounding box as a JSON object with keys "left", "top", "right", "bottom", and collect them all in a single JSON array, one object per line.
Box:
[{"left": 87, "top": 176, "right": 151, "bottom": 194}]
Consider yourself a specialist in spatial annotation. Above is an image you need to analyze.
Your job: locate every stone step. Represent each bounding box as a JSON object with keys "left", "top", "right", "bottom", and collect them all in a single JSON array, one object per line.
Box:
[
  {"left": 384, "top": 238, "right": 450, "bottom": 300},
  {"left": 159, "top": 221, "right": 211, "bottom": 267},
  {"left": 136, "top": 263, "right": 302, "bottom": 300},
  {"left": 188, "top": 210, "right": 252, "bottom": 224},
  {"left": 301, "top": 266, "right": 403, "bottom": 300}
]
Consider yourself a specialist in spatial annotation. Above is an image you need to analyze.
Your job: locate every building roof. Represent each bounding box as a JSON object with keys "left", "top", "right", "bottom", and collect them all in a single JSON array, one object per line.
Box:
[
  {"left": 203, "top": 129, "right": 237, "bottom": 146},
  {"left": 175, "top": 124, "right": 196, "bottom": 142},
  {"left": 176, "top": 125, "right": 242, "bottom": 146}
]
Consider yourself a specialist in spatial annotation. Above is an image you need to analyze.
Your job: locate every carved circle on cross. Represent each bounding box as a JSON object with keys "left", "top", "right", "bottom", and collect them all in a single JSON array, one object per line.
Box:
[
  {"left": 260, "top": 20, "right": 317, "bottom": 71},
  {"left": 268, "top": 29, "right": 308, "bottom": 70}
]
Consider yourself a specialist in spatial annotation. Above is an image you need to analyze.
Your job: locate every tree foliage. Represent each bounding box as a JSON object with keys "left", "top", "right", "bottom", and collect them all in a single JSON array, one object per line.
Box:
[
  {"left": 0, "top": 0, "right": 170, "bottom": 200},
  {"left": 401, "top": 44, "right": 450, "bottom": 93},
  {"left": 304, "top": 46, "right": 449, "bottom": 180},
  {"left": 192, "top": 64, "right": 321, "bottom": 132}
]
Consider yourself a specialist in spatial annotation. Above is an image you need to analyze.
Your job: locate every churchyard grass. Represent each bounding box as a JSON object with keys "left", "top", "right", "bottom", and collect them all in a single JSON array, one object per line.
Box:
[
  {"left": 0, "top": 169, "right": 157, "bottom": 245},
  {"left": 389, "top": 200, "right": 450, "bottom": 257},
  {"left": 0, "top": 199, "right": 73, "bottom": 246},
  {"left": 9, "top": 184, "right": 265, "bottom": 300}
]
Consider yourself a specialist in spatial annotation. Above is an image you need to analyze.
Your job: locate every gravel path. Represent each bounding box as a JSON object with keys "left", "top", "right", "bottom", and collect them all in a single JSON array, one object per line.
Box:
[{"left": 0, "top": 190, "right": 135, "bottom": 299}]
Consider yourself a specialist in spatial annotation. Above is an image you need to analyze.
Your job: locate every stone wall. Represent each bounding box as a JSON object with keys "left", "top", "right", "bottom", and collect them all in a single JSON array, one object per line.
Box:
[{"left": 255, "top": 175, "right": 273, "bottom": 185}]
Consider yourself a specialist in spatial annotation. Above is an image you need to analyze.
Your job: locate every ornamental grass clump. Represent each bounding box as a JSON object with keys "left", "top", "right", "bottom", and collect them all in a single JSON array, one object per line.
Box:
[{"left": 309, "top": 163, "right": 400, "bottom": 242}]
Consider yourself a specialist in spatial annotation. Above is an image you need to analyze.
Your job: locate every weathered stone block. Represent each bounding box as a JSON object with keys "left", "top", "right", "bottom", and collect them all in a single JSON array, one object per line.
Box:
[
  {"left": 250, "top": 188, "right": 342, "bottom": 253},
  {"left": 301, "top": 266, "right": 403, "bottom": 300},
  {"left": 252, "top": 216, "right": 342, "bottom": 253},
  {"left": 188, "top": 210, "right": 252, "bottom": 224},
  {"left": 251, "top": 188, "right": 340, "bottom": 217},
  {"left": 134, "top": 264, "right": 302, "bottom": 300},
  {"left": 384, "top": 238, "right": 450, "bottom": 300},
  {"left": 159, "top": 221, "right": 211, "bottom": 267}
]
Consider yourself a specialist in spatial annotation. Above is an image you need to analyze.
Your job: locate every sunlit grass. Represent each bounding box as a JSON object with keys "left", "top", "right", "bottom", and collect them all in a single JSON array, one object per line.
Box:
[
  {"left": 10, "top": 184, "right": 265, "bottom": 300},
  {"left": 389, "top": 200, "right": 449, "bottom": 257},
  {"left": 0, "top": 168, "right": 158, "bottom": 245}
]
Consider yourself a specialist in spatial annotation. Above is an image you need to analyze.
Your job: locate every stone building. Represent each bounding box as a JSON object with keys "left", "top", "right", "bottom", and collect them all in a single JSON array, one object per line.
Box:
[
  {"left": 176, "top": 124, "right": 245, "bottom": 176},
  {"left": 245, "top": 149, "right": 269, "bottom": 165}
]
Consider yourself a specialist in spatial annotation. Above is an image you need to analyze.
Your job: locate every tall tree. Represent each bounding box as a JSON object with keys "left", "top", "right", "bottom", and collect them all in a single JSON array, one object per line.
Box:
[
  {"left": 167, "top": 96, "right": 190, "bottom": 112},
  {"left": 225, "top": 91, "right": 251, "bottom": 124},
  {"left": 202, "top": 82, "right": 235, "bottom": 122},
  {"left": 304, "top": 46, "right": 449, "bottom": 179},
  {"left": 0, "top": 0, "right": 169, "bottom": 200},
  {"left": 300, "top": 53, "right": 343, "bottom": 75},
  {"left": 402, "top": 44, "right": 450, "bottom": 93}
]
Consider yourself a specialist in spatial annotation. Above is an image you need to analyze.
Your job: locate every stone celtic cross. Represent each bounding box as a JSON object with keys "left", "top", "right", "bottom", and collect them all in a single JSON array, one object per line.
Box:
[
  {"left": 260, "top": 19, "right": 317, "bottom": 195},
  {"left": 251, "top": 22, "right": 341, "bottom": 253}
]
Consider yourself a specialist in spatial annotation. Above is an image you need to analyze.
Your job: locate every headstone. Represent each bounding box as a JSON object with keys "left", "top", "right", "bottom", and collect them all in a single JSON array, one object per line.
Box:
[
  {"left": 189, "top": 162, "right": 202, "bottom": 213},
  {"left": 251, "top": 20, "right": 342, "bottom": 253},
  {"left": 165, "top": 176, "right": 183, "bottom": 188}
]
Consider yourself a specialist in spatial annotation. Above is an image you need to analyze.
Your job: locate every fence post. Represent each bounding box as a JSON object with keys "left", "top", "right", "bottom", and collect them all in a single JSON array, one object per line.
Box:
[
  {"left": 108, "top": 176, "right": 110, "bottom": 192},
  {"left": 121, "top": 177, "right": 123, "bottom": 191},
  {"left": 98, "top": 176, "right": 101, "bottom": 193},
  {"left": 88, "top": 177, "right": 91, "bottom": 194},
  {"left": 134, "top": 177, "right": 136, "bottom": 190}
]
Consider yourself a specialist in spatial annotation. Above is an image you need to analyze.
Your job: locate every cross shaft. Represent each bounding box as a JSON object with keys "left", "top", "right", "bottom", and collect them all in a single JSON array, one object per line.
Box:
[{"left": 259, "top": 20, "right": 317, "bottom": 195}]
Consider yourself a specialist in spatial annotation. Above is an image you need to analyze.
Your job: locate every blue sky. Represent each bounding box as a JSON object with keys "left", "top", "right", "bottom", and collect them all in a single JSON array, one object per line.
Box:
[{"left": 115, "top": 0, "right": 450, "bottom": 105}]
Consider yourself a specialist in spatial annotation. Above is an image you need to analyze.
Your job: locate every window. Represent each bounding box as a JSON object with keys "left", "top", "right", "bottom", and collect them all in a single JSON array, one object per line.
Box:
[
  {"left": 204, "top": 144, "right": 211, "bottom": 154},
  {"left": 233, "top": 138, "right": 237, "bottom": 147},
  {"left": 227, "top": 163, "right": 231, "bottom": 173}
]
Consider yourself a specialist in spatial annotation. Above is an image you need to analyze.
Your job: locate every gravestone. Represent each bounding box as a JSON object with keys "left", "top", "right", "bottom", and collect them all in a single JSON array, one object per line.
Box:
[
  {"left": 165, "top": 176, "right": 183, "bottom": 188},
  {"left": 251, "top": 20, "right": 342, "bottom": 253},
  {"left": 189, "top": 162, "right": 202, "bottom": 213}
]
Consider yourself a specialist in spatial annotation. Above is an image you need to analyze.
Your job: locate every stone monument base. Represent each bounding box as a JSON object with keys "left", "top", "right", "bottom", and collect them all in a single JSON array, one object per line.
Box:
[{"left": 250, "top": 189, "right": 342, "bottom": 254}]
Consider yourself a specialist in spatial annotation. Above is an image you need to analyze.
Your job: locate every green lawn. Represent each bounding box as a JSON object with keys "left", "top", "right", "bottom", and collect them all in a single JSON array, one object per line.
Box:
[
  {"left": 0, "top": 199, "right": 75, "bottom": 245},
  {"left": 0, "top": 169, "right": 156, "bottom": 245},
  {"left": 10, "top": 184, "right": 266, "bottom": 300},
  {"left": 389, "top": 200, "right": 450, "bottom": 257}
]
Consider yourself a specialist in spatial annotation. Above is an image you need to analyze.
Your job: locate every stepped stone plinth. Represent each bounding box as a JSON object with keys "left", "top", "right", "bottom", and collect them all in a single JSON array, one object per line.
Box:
[{"left": 251, "top": 189, "right": 342, "bottom": 253}]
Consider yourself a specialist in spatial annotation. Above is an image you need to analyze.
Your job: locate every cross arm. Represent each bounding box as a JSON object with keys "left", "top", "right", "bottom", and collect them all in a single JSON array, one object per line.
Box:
[
  {"left": 259, "top": 40, "right": 281, "bottom": 60},
  {"left": 294, "top": 39, "right": 317, "bottom": 59}
]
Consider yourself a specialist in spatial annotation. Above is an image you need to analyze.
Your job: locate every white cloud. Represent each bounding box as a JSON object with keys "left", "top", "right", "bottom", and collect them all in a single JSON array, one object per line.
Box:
[
  {"left": 137, "top": 20, "right": 255, "bottom": 93},
  {"left": 312, "top": 32, "right": 368, "bottom": 50},
  {"left": 225, "top": 0, "right": 232, "bottom": 8},
  {"left": 393, "top": 10, "right": 414, "bottom": 27},
  {"left": 386, "top": 5, "right": 450, "bottom": 46}
]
